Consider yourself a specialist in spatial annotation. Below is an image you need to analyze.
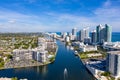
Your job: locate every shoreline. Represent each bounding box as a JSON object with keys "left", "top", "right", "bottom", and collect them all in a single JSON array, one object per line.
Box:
[
  {"left": 0, "top": 46, "right": 58, "bottom": 70},
  {"left": 76, "top": 53, "right": 98, "bottom": 80}
]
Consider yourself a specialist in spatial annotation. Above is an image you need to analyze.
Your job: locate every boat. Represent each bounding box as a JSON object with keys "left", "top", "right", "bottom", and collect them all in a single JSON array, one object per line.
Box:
[
  {"left": 64, "top": 68, "right": 67, "bottom": 74},
  {"left": 74, "top": 51, "right": 78, "bottom": 56},
  {"left": 70, "top": 46, "right": 74, "bottom": 50},
  {"left": 64, "top": 68, "right": 68, "bottom": 80}
]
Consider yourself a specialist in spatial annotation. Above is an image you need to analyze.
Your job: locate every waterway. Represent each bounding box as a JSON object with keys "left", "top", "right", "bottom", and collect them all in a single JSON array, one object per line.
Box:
[{"left": 0, "top": 40, "right": 95, "bottom": 80}]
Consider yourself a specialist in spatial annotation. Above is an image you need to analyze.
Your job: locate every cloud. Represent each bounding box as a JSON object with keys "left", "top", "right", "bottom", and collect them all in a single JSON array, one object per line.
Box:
[
  {"left": 94, "top": 7, "right": 120, "bottom": 19},
  {"left": 94, "top": 0, "right": 120, "bottom": 17},
  {"left": 0, "top": 23, "right": 3, "bottom": 26},
  {"left": 44, "top": 12, "right": 98, "bottom": 31},
  {"left": 0, "top": 8, "right": 32, "bottom": 21},
  {"left": 43, "top": 0, "right": 120, "bottom": 32},
  {"left": 0, "top": 7, "right": 120, "bottom": 32},
  {"left": 0, "top": 0, "right": 120, "bottom": 32},
  {"left": 94, "top": 0, "right": 120, "bottom": 19},
  {"left": 91, "top": 0, "right": 120, "bottom": 31},
  {"left": 0, "top": 8, "right": 46, "bottom": 32},
  {"left": 8, "top": 19, "right": 16, "bottom": 24},
  {"left": 103, "top": 0, "right": 111, "bottom": 7}
]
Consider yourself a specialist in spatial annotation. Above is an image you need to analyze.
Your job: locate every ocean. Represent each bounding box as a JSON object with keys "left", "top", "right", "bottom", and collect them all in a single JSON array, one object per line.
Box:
[
  {"left": 55, "top": 32, "right": 120, "bottom": 42},
  {"left": 112, "top": 32, "right": 120, "bottom": 42}
]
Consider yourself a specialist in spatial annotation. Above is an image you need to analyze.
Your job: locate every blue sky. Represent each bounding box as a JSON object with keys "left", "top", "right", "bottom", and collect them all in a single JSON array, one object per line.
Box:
[{"left": 0, "top": 0, "right": 120, "bottom": 32}]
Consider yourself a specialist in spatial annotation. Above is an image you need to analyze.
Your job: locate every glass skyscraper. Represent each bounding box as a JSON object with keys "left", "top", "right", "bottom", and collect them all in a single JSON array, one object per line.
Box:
[
  {"left": 72, "top": 28, "right": 77, "bottom": 40},
  {"left": 91, "top": 30, "right": 97, "bottom": 44},
  {"left": 105, "top": 24, "right": 112, "bottom": 42},
  {"left": 96, "top": 24, "right": 102, "bottom": 43},
  {"left": 96, "top": 24, "right": 112, "bottom": 44},
  {"left": 72, "top": 28, "right": 77, "bottom": 36}
]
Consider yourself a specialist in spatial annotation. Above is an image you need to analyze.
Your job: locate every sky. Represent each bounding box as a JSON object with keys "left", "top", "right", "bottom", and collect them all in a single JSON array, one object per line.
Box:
[{"left": 0, "top": 0, "right": 120, "bottom": 32}]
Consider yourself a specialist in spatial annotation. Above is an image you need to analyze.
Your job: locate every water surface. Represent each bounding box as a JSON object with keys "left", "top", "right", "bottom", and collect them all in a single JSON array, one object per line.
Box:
[{"left": 0, "top": 41, "right": 95, "bottom": 80}]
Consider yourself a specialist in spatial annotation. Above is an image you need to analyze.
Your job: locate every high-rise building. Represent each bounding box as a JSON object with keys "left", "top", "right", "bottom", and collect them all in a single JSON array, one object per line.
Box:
[
  {"left": 79, "top": 27, "right": 89, "bottom": 42},
  {"left": 72, "top": 28, "right": 77, "bottom": 36},
  {"left": 105, "top": 24, "right": 112, "bottom": 42},
  {"left": 84, "top": 37, "right": 91, "bottom": 44},
  {"left": 96, "top": 24, "right": 103, "bottom": 43},
  {"left": 68, "top": 32, "right": 74, "bottom": 40},
  {"left": 62, "top": 32, "right": 67, "bottom": 40},
  {"left": 84, "top": 27, "right": 89, "bottom": 38},
  {"left": 72, "top": 28, "right": 77, "bottom": 40},
  {"left": 79, "top": 29, "right": 85, "bottom": 42},
  {"left": 100, "top": 27, "right": 106, "bottom": 43},
  {"left": 91, "top": 30, "right": 97, "bottom": 44},
  {"left": 65, "top": 36, "right": 70, "bottom": 42},
  {"left": 106, "top": 51, "right": 120, "bottom": 79},
  {"left": 96, "top": 24, "right": 112, "bottom": 44},
  {"left": 33, "top": 51, "right": 47, "bottom": 63}
]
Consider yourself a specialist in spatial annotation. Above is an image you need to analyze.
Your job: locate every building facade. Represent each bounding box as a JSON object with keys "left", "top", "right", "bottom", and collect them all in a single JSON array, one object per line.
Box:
[
  {"left": 96, "top": 24, "right": 112, "bottom": 44},
  {"left": 33, "top": 50, "right": 47, "bottom": 63},
  {"left": 96, "top": 24, "right": 102, "bottom": 43},
  {"left": 105, "top": 24, "right": 112, "bottom": 42},
  {"left": 84, "top": 37, "right": 91, "bottom": 44},
  {"left": 106, "top": 51, "right": 120, "bottom": 79},
  {"left": 79, "top": 27, "right": 89, "bottom": 42},
  {"left": 62, "top": 32, "right": 67, "bottom": 40},
  {"left": 13, "top": 49, "right": 33, "bottom": 61},
  {"left": 72, "top": 28, "right": 77, "bottom": 40},
  {"left": 91, "top": 30, "right": 97, "bottom": 44},
  {"left": 65, "top": 36, "right": 70, "bottom": 42},
  {"left": 79, "top": 45, "right": 97, "bottom": 52},
  {"left": 72, "top": 28, "right": 77, "bottom": 36}
]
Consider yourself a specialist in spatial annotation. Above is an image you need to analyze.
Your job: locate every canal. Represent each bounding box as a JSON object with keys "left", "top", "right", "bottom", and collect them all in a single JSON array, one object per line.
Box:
[{"left": 0, "top": 40, "right": 95, "bottom": 80}]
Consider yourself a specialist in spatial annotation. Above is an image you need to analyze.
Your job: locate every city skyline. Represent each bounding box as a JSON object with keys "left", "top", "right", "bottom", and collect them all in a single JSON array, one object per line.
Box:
[{"left": 0, "top": 0, "right": 120, "bottom": 32}]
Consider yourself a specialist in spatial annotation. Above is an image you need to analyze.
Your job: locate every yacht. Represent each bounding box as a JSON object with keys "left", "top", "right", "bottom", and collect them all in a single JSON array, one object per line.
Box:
[{"left": 74, "top": 51, "right": 78, "bottom": 56}]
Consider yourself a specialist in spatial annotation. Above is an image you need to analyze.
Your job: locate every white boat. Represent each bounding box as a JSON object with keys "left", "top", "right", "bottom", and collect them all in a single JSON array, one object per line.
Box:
[
  {"left": 64, "top": 68, "right": 68, "bottom": 80},
  {"left": 70, "top": 46, "right": 74, "bottom": 50},
  {"left": 74, "top": 51, "right": 78, "bottom": 56},
  {"left": 64, "top": 68, "right": 67, "bottom": 74}
]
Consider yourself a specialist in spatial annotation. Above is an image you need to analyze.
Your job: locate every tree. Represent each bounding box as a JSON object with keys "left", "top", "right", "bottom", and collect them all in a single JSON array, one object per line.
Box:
[
  {"left": 0, "top": 58, "right": 4, "bottom": 68},
  {"left": 0, "top": 58, "right": 3, "bottom": 63},
  {"left": 7, "top": 54, "right": 13, "bottom": 59},
  {"left": 11, "top": 77, "right": 18, "bottom": 80},
  {"left": 101, "top": 72, "right": 110, "bottom": 76}
]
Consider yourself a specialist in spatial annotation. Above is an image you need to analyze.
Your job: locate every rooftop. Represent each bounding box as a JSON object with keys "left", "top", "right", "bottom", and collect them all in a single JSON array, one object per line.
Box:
[{"left": 108, "top": 51, "right": 120, "bottom": 55}]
